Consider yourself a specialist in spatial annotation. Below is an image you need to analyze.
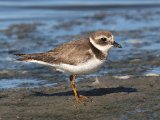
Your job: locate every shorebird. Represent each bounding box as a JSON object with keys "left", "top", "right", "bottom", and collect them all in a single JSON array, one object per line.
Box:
[{"left": 15, "top": 30, "right": 122, "bottom": 102}]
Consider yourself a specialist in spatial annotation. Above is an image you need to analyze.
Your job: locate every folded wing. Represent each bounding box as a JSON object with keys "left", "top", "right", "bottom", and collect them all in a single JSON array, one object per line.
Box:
[{"left": 15, "top": 39, "right": 92, "bottom": 65}]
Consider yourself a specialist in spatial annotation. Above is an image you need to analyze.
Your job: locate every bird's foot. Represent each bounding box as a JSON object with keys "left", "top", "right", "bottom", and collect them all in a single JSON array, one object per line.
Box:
[{"left": 75, "top": 95, "right": 88, "bottom": 102}]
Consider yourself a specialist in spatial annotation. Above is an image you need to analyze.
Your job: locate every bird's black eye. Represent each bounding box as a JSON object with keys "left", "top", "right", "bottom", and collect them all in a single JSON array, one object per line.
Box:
[{"left": 101, "top": 37, "right": 107, "bottom": 41}]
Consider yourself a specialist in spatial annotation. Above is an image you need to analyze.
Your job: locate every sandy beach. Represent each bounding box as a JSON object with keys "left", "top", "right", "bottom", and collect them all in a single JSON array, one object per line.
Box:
[{"left": 0, "top": 76, "right": 159, "bottom": 120}]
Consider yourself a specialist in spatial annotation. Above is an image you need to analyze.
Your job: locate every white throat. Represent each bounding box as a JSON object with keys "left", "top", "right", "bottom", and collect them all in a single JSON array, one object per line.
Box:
[{"left": 89, "top": 37, "right": 113, "bottom": 54}]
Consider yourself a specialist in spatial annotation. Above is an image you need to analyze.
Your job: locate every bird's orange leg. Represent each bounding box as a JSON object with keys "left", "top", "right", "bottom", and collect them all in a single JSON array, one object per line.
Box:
[{"left": 70, "top": 75, "right": 88, "bottom": 102}]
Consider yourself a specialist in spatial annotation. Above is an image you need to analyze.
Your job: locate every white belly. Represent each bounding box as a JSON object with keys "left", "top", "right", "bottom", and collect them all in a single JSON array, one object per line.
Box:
[
  {"left": 59, "top": 57, "right": 105, "bottom": 74},
  {"left": 28, "top": 57, "right": 105, "bottom": 75}
]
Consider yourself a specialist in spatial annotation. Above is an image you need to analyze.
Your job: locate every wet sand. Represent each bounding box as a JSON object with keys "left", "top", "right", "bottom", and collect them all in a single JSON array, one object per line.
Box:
[{"left": 0, "top": 76, "right": 159, "bottom": 120}]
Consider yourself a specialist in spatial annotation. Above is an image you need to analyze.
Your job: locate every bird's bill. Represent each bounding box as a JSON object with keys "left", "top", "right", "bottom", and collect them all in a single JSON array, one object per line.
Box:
[{"left": 113, "top": 41, "right": 122, "bottom": 48}]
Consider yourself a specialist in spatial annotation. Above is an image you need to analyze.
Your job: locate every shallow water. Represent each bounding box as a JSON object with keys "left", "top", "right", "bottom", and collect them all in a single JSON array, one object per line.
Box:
[
  {"left": 0, "top": 78, "right": 57, "bottom": 89},
  {"left": 0, "top": 0, "right": 160, "bottom": 89}
]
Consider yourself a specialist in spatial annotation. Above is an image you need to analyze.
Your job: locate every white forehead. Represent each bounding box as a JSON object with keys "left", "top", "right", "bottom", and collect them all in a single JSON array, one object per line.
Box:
[{"left": 95, "top": 35, "right": 113, "bottom": 40}]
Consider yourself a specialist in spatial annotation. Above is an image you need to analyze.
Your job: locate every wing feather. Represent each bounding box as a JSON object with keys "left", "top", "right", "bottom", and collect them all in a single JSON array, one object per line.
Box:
[{"left": 16, "top": 39, "right": 93, "bottom": 65}]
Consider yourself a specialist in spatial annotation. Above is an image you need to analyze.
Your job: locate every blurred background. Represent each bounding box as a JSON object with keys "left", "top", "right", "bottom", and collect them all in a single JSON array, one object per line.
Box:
[{"left": 0, "top": 0, "right": 160, "bottom": 89}]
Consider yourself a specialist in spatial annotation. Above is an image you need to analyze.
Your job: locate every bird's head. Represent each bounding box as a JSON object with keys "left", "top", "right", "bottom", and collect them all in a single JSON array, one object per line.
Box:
[{"left": 89, "top": 30, "right": 122, "bottom": 53}]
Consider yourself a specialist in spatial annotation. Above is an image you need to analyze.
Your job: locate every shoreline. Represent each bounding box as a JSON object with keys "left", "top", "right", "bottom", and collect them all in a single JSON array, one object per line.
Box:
[{"left": 2, "top": 4, "right": 160, "bottom": 11}]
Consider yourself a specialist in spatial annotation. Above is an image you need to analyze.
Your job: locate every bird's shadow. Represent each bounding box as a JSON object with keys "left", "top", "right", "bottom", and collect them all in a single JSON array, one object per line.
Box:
[{"left": 33, "top": 86, "right": 137, "bottom": 97}]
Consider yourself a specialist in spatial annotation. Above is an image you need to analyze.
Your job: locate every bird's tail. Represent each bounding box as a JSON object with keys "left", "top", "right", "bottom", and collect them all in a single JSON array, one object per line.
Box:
[
  {"left": 15, "top": 53, "right": 45, "bottom": 61},
  {"left": 15, "top": 53, "right": 33, "bottom": 61}
]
